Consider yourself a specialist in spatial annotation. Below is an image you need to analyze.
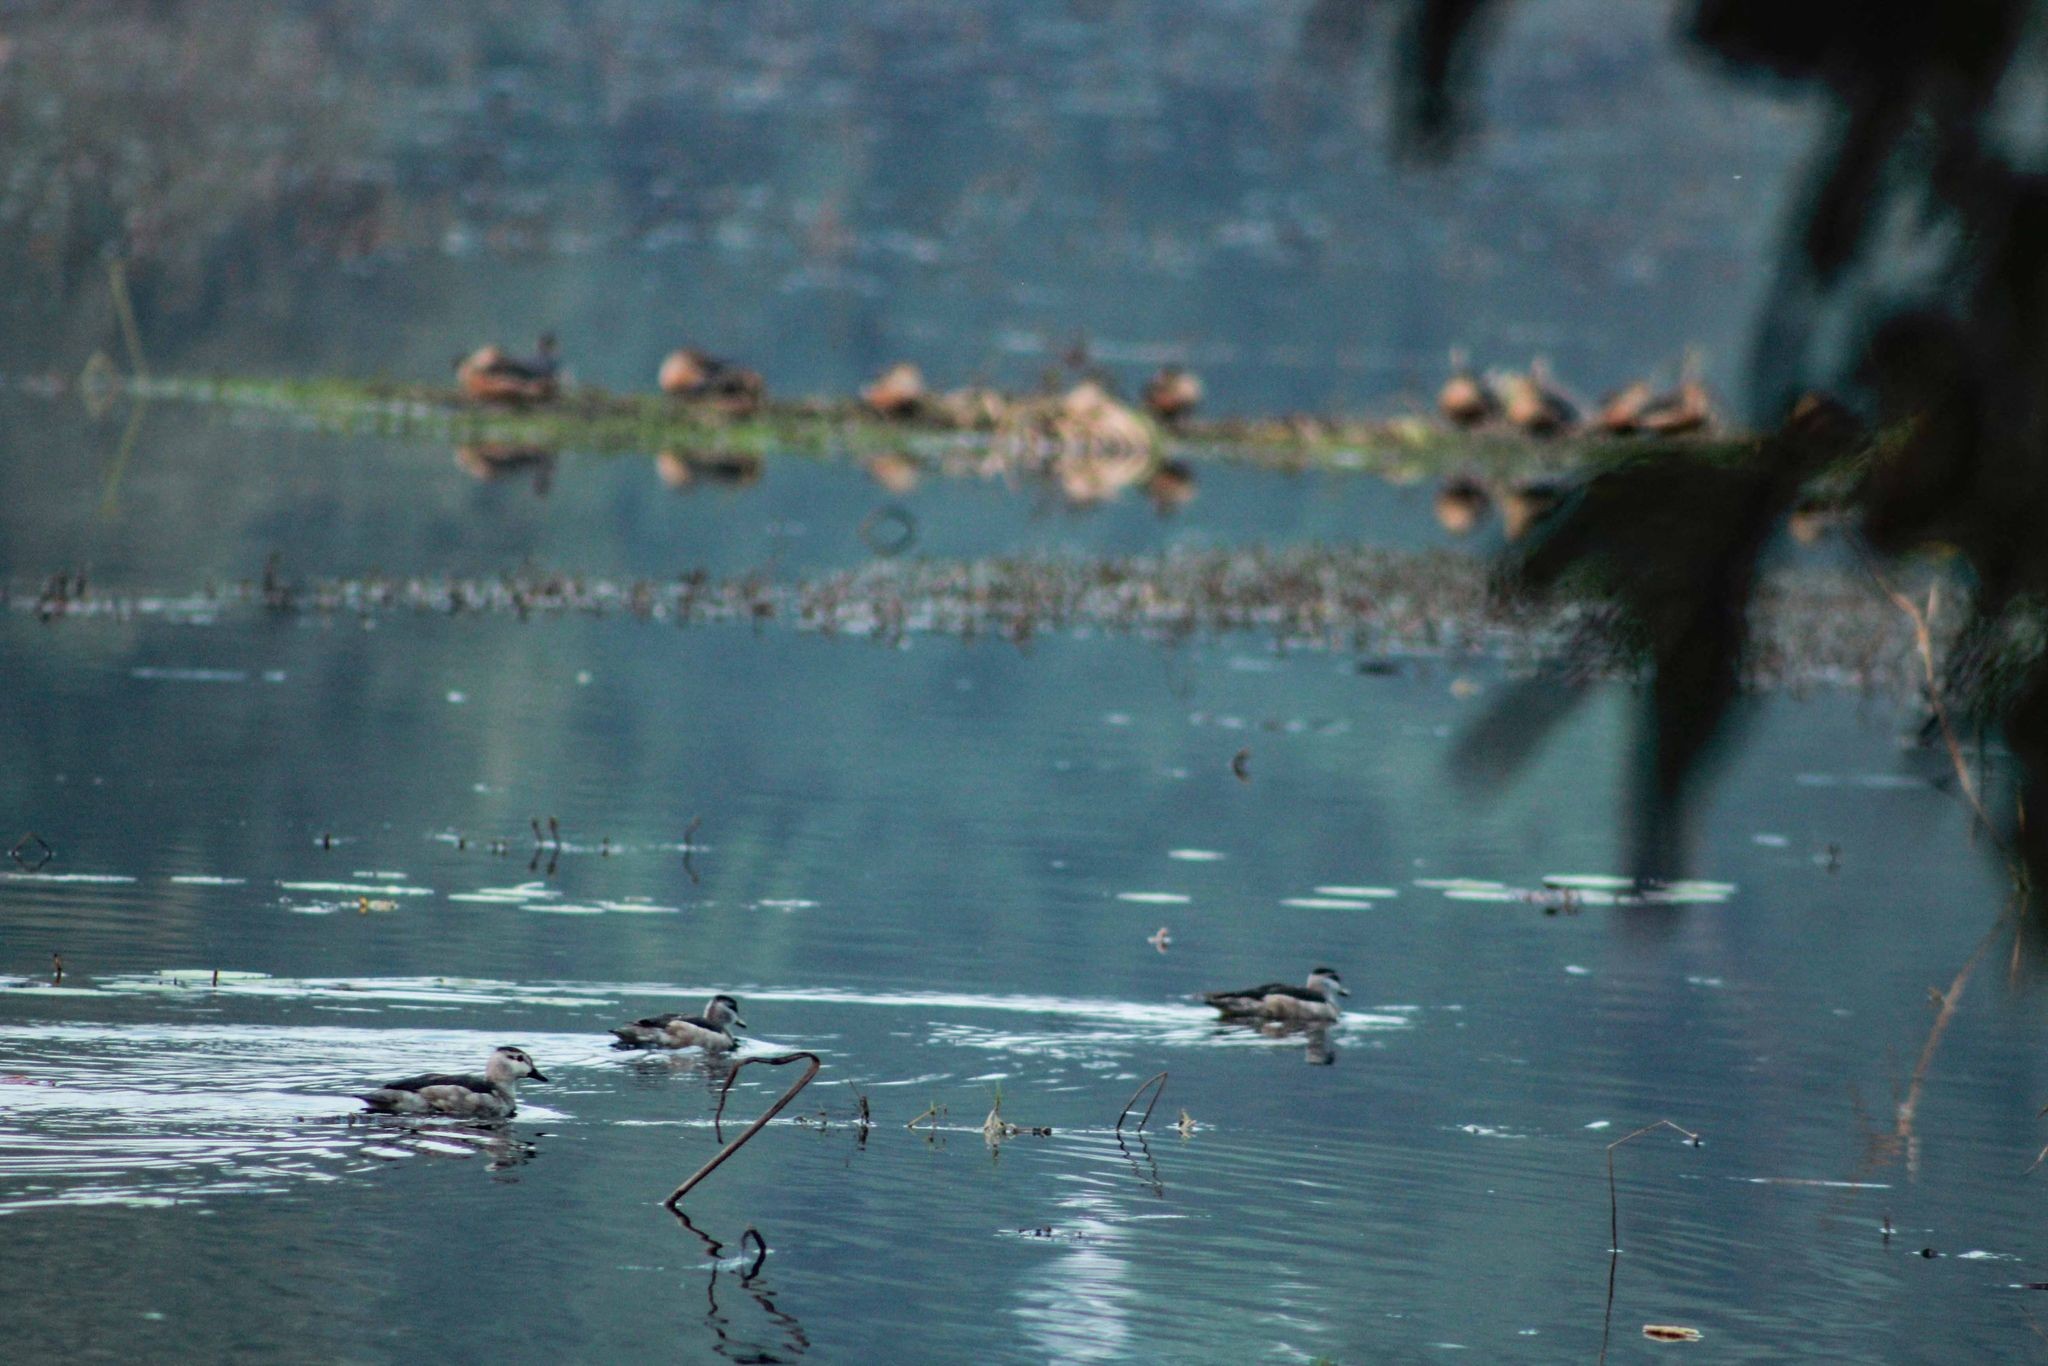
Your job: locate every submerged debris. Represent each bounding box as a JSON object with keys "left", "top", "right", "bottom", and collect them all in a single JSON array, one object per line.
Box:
[{"left": 4, "top": 549, "right": 1937, "bottom": 695}]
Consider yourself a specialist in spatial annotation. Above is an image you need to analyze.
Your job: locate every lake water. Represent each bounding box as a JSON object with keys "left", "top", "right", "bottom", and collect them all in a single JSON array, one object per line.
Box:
[{"left": 3, "top": 5, "right": 2042, "bottom": 1364}]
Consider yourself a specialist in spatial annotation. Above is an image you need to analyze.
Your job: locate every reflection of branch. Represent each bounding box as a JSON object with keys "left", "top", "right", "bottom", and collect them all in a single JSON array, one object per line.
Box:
[
  {"left": 1598, "top": 1120, "right": 1702, "bottom": 1366},
  {"left": 108, "top": 259, "right": 149, "bottom": 380},
  {"left": 667, "top": 1052, "right": 820, "bottom": 1210},
  {"left": 1872, "top": 909, "right": 2013, "bottom": 1182},
  {"left": 670, "top": 1212, "right": 808, "bottom": 1356},
  {"left": 1856, "top": 563, "right": 2028, "bottom": 1177}
]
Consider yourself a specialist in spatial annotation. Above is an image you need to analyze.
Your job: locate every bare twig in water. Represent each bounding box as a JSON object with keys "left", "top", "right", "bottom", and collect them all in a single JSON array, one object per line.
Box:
[
  {"left": 107, "top": 259, "right": 149, "bottom": 381},
  {"left": 903, "top": 1101, "right": 946, "bottom": 1131},
  {"left": 1115, "top": 1072, "right": 1169, "bottom": 1135},
  {"left": 683, "top": 815, "right": 702, "bottom": 885},
  {"left": 1870, "top": 571, "right": 1993, "bottom": 833},
  {"left": 666, "top": 1051, "right": 821, "bottom": 1211},
  {"left": 51, "top": 953, "right": 63, "bottom": 986},
  {"left": 1230, "top": 748, "right": 1251, "bottom": 782},
  {"left": 1599, "top": 1119, "right": 1702, "bottom": 1366},
  {"left": 1858, "top": 565, "right": 2027, "bottom": 1176}
]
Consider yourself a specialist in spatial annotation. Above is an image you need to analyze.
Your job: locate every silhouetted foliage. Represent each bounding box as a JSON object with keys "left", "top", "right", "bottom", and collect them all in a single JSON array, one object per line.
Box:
[{"left": 1383, "top": 0, "right": 2048, "bottom": 900}]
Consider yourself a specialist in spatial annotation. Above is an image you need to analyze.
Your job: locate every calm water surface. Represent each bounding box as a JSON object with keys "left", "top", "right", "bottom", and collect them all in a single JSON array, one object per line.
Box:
[
  {"left": 1, "top": 602, "right": 2040, "bottom": 1362},
  {"left": 2, "top": 5, "right": 2041, "bottom": 1363}
]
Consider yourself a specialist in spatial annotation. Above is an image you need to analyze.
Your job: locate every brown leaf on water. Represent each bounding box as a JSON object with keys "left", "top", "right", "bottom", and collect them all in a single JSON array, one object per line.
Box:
[{"left": 1642, "top": 1325, "right": 1703, "bottom": 1343}]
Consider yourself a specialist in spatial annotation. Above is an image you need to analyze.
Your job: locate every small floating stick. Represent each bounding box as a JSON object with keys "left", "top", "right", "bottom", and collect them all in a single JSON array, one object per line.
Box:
[
  {"left": 666, "top": 1052, "right": 821, "bottom": 1211},
  {"left": 1115, "top": 1072, "right": 1169, "bottom": 1135},
  {"left": 1599, "top": 1119, "right": 1702, "bottom": 1366}
]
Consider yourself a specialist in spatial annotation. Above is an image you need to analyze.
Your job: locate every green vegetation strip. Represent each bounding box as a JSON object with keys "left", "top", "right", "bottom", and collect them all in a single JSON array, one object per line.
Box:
[{"left": 112, "top": 374, "right": 1734, "bottom": 480}]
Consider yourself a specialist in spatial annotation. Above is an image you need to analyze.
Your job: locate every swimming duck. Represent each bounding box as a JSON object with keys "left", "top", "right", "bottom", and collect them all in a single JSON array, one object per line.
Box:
[
  {"left": 1500, "top": 358, "right": 1578, "bottom": 437},
  {"left": 658, "top": 348, "right": 766, "bottom": 411},
  {"left": 456, "top": 334, "right": 560, "bottom": 405},
  {"left": 1143, "top": 366, "right": 1204, "bottom": 424},
  {"left": 1203, "top": 967, "right": 1349, "bottom": 1023},
  {"left": 610, "top": 993, "right": 746, "bottom": 1053},
  {"left": 358, "top": 1045, "right": 548, "bottom": 1120},
  {"left": 1438, "top": 348, "right": 1500, "bottom": 428},
  {"left": 862, "top": 362, "right": 926, "bottom": 418}
]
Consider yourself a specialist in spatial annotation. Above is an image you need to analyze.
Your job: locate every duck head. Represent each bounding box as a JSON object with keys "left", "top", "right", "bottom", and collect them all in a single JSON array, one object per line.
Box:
[
  {"left": 1306, "top": 967, "right": 1350, "bottom": 1001},
  {"left": 486, "top": 1045, "right": 550, "bottom": 1086},
  {"left": 702, "top": 994, "right": 747, "bottom": 1031}
]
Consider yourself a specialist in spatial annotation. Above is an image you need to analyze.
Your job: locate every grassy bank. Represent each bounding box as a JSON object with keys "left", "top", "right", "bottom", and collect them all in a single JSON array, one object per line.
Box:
[{"left": 98, "top": 372, "right": 1744, "bottom": 482}]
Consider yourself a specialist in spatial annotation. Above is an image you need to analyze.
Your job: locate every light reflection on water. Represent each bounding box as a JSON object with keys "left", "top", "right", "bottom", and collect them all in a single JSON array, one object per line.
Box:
[{"left": 0, "top": 610, "right": 2038, "bottom": 1360}]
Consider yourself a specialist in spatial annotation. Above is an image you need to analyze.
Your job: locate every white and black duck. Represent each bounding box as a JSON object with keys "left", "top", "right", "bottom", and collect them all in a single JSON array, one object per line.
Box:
[
  {"left": 1202, "top": 967, "right": 1349, "bottom": 1024},
  {"left": 610, "top": 993, "right": 746, "bottom": 1053},
  {"left": 357, "top": 1045, "right": 549, "bottom": 1120}
]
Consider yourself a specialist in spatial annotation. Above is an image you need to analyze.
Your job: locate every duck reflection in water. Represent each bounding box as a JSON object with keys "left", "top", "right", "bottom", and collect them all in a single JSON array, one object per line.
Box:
[
  {"left": 455, "top": 443, "right": 556, "bottom": 497},
  {"left": 656, "top": 449, "right": 764, "bottom": 491},
  {"left": 346, "top": 1117, "right": 543, "bottom": 1173},
  {"left": 671, "top": 1212, "right": 809, "bottom": 1363},
  {"left": 1203, "top": 1019, "right": 1337, "bottom": 1065}
]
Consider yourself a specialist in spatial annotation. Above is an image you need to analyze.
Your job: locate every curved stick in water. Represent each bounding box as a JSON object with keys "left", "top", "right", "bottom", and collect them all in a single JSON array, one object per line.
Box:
[
  {"left": 666, "top": 1052, "right": 822, "bottom": 1211},
  {"left": 1115, "top": 1071, "right": 1169, "bottom": 1134}
]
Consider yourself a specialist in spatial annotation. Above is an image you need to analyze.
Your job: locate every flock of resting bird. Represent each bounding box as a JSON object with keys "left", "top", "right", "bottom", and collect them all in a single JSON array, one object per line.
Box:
[
  {"left": 1435, "top": 346, "right": 1716, "bottom": 439},
  {"left": 356, "top": 970, "right": 1350, "bottom": 1120},
  {"left": 454, "top": 332, "right": 1714, "bottom": 444},
  {"left": 452, "top": 331, "right": 1208, "bottom": 428}
]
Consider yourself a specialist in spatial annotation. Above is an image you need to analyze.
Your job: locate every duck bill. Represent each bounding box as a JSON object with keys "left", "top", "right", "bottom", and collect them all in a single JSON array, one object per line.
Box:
[
  {"left": 527, "top": 1068, "right": 551, "bottom": 1083},
  {"left": 1336, "top": 985, "right": 1351, "bottom": 997},
  {"left": 732, "top": 1019, "right": 748, "bottom": 1031}
]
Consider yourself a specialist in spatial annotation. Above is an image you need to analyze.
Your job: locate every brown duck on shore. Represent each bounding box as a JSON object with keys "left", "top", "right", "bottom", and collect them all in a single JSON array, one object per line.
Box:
[
  {"left": 1500, "top": 358, "right": 1578, "bottom": 437},
  {"left": 1438, "top": 348, "right": 1500, "bottom": 428},
  {"left": 658, "top": 348, "right": 766, "bottom": 412},
  {"left": 1143, "top": 366, "right": 1204, "bottom": 424},
  {"left": 1596, "top": 379, "right": 1654, "bottom": 434},
  {"left": 456, "top": 333, "right": 560, "bottom": 404},
  {"left": 1634, "top": 353, "right": 1715, "bottom": 435},
  {"left": 861, "top": 362, "right": 926, "bottom": 418}
]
